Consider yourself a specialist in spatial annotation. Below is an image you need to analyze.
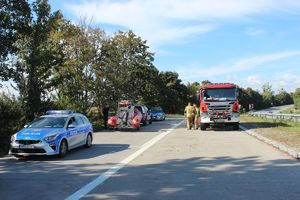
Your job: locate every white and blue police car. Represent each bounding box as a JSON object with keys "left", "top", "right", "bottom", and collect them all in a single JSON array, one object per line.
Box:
[{"left": 9, "top": 110, "right": 93, "bottom": 158}]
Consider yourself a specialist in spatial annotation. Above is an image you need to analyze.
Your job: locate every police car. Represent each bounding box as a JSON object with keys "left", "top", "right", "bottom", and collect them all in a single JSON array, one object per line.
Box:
[{"left": 9, "top": 110, "right": 93, "bottom": 158}]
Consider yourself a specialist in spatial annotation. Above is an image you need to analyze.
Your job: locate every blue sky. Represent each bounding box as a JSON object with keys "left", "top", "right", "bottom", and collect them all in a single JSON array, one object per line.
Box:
[{"left": 21, "top": 1, "right": 300, "bottom": 93}]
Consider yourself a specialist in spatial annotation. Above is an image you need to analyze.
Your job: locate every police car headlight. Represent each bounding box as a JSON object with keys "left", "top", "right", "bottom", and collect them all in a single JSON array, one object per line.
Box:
[
  {"left": 44, "top": 134, "right": 58, "bottom": 142},
  {"left": 11, "top": 134, "right": 16, "bottom": 142}
]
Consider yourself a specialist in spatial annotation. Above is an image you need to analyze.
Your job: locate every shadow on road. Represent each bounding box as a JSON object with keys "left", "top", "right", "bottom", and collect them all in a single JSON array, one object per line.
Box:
[
  {"left": 81, "top": 156, "right": 300, "bottom": 200},
  {"left": 1, "top": 144, "right": 130, "bottom": 162}
]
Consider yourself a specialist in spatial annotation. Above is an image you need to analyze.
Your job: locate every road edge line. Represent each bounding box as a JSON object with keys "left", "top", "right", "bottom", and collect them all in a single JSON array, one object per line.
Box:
[
  {"left": 240, "top": 125, "right": 300, "bottom": 160},
  {"left": 65, "top": 119, "right": 184, "bottom": 200}
]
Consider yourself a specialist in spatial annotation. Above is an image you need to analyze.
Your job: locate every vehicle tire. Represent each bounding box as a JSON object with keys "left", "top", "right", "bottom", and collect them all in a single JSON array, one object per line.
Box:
[
  {"left": 200, "top": 123, "right": 207, "bottom": 131},
  {"left": 233, "top": 123, "right": 239, "bottom": 130},
  {"left": 143, "top": 119, "right": 147, "bottom": 126},
  {"left": 149, "top": 118, "right": 152, "bottom": 124},
  {"left": 58, "top": 139, "right": 68, "bottom": 158},
  {"left": 85, "top": 133, "right": 92, "bottom": 148}
]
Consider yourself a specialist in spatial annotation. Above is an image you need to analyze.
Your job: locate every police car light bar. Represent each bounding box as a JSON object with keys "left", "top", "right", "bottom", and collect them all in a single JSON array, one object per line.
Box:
[{"left": 46, "top": 110, "right": 73, "bottom": 115}]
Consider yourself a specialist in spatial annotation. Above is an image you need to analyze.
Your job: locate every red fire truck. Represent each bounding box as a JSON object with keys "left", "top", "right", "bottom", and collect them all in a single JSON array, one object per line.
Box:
[{"left": 199, "top": 83, "right": 240, "bottom": 130}]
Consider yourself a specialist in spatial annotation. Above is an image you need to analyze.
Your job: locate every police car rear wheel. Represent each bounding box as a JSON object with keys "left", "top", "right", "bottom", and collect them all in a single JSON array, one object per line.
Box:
[
  {"left": 85, "top": 133, "right": 92, "bottom": 148},
  {"left": 59, "top": 139, "right": 68, "bottom": 157}
]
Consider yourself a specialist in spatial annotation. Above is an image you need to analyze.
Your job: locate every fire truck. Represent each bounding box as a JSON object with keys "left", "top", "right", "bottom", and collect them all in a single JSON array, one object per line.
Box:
[{"left": 199, "top": 83, "right": 240, "bottom": 130}]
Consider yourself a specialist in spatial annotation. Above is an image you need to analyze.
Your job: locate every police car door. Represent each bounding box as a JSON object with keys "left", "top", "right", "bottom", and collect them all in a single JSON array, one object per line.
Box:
[
  {"left": 66, "top": 117, "right": 79, "bottom": 149},
  {"left": 74, "top": 116, "right": 86, "bottom": 146}
]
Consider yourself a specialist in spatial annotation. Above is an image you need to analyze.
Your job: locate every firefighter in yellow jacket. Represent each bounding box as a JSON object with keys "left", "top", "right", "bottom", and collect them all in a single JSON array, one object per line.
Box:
[
  {"left": 184, "top": 102, "right": 195, "bottom": 130},
  {"left": 193, "top": 103, "right": 200, "bottom": 129}
]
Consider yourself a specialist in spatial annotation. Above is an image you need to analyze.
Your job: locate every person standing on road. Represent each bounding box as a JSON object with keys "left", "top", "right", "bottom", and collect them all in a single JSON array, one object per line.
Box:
[
  {"left": 102, "top": 106, "right": 110, "bottom": 129},
  {"left": 184, "top": 102, "right": 195, "bottom": 130},
  {"left": 193, "top": 103, "right": 200, "bottom": 129}
]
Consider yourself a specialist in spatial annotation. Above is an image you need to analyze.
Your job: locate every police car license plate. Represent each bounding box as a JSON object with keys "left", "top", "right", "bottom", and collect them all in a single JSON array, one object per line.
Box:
[{"left": 19, "top": 144, "right": 34, "bottom": 149}]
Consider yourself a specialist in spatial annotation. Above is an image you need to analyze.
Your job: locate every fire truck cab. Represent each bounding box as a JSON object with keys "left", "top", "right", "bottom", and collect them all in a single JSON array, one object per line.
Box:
[{"left": 199, "top": 83, "right": 240, "bottom": 130}]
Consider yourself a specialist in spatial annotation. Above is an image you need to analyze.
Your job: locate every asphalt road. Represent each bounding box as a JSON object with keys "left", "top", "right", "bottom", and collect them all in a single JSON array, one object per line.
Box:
[
  {"left": 252, "top": 104, "right": 293, "bottom": 114},
  {"left": 1, "top": 118, "right": 300, "bottom": 200}
]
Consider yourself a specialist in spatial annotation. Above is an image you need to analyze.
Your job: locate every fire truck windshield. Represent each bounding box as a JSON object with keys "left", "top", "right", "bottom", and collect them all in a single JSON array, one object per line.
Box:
[{"left": 202, "top": 88, "right": 236, "bottom": 101}]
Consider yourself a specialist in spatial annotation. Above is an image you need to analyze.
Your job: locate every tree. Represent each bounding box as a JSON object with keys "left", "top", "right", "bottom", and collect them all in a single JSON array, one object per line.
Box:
[
  {"left": 159, "top": 71, "right": 188, "bottom": 114},
  {"left": 261, "top": 83, "right": 274, "bottom": 107},
  {"left": 294, "top": 88, "right": 300, "bottom": 109},
  {"left": 53, "top": 21, "right": 103, "bottom": 114},
  {"left": 95, "top": 31, "right": 160, "bottom": 110},
  {"left": 0, "top": 0, "right": 31, "bottom": 82},
  {"left": 201, "top": 80, "right": 212, "bottom": 86},
  {"left": 274, "top": 88, "right": 293, "bottom": 106},
  {"left": 238, "top": 87, "right": 264, "bottom": 111},
  {"left": 186, "top": 82, "right": 200, "bottom": 104},
  {"left": 12, "top": 0, "right": 64, "bottom": 120}
]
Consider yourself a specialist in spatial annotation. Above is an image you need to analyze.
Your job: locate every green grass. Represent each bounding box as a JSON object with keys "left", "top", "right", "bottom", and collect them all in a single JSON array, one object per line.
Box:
[
  {"left": 241, "top": 115, "right": 300, "bottom": 132},
  {"left": 281, "top": 106, "right": 300, "bottom": 114},
  {"left": 241, "top": 114, "right": 300, "bottom": 151}
]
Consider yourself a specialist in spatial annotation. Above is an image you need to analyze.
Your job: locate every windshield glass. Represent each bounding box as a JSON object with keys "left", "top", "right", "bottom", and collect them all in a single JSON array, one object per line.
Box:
[
  {"left": 202, "top": 88, "right": 236, "bottom": 101},
  {"left": 28, "top": 117, "right": 68, "bottom": 128},
  {"left": 152, "top": 107, "right": 163, "bottom": 112}
]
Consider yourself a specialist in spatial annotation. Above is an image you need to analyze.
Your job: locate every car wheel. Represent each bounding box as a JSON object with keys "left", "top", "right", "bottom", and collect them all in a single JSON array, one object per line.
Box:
[
  {"left": 149, "top": 118, "right": 152, "bottom": 124},
  {"left": 233, "top": 123, "right": 239, "bottom": 130},
  {"left": 58, "top": 139, "right": 68, "bottom": 158},
  {"left": 136, "top": 125, "right": 140, "bottom": 131},
  {"left": 200, "top": 123, "right": 207, "bottom": 131},
  {"left": 85, "top": 133, "right": 92, "bottom": 148},
  {"left": 143, "top": 119, "right": 147, "bottom": 126}
]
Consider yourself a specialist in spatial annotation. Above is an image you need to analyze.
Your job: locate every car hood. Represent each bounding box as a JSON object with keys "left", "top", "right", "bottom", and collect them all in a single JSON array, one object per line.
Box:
[
  {"left": 16, "top": 128, "right": 64, "bottom": 140},
  {"left": 152, "top": 111, "right": 164, "bottom": 115}
]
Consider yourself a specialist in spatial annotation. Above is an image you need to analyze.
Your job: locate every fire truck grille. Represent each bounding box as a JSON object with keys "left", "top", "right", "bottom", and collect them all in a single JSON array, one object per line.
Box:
[{"left": 208, "top": 105, "right": 231, "bottom": 112}]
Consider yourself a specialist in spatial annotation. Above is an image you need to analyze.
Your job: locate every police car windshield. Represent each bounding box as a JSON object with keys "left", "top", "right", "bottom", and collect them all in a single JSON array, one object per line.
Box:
[
  {"left": 28, "top": 117, "right": 68, "bottom": 128},
  {"left": 202, "top": 88, "right": 236, "bottom": 101}
]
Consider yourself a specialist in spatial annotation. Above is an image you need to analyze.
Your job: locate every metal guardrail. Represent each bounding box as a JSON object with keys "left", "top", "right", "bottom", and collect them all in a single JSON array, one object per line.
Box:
[{"left": 249, "top": 112, "right": 300, "bottom": 122}]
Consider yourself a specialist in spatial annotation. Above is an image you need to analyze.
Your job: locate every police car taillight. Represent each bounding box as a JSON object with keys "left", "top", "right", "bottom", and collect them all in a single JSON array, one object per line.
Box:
[{"left": 46, "top": 110, "right": 73, "bottom": 115}]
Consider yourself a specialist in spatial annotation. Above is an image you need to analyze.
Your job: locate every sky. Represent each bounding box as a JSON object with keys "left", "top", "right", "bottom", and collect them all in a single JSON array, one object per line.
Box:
[{"left": 3, "top": 0, "right": 300, "bottom": 94}]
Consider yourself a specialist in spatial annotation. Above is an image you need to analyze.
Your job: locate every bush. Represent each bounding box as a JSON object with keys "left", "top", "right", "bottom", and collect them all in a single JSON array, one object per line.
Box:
[
  {"left": 295, "top": 98, "right": 300, "bottom": 110},
  {"left": 0, "top": 94, "right": 23, "bottom": 155}
]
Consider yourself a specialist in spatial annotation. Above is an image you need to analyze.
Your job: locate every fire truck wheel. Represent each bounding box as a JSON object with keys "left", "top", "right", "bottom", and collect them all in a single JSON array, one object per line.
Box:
[
  {"left": 200, "top": 124, "right": 207, "bottom": 131},
  {"left": 136, "top": 126, "right": 140, "bottom": 131}
]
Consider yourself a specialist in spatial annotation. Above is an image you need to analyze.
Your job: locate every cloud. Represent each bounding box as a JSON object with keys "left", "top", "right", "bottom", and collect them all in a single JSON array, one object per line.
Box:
[
  {"left": 65, "top": 0, "right": 300, "bottom": 46},
  {"left": 246, "top": 27, "right": 266, "bottom": 36},
  {"left": 178, "top": 50, "right": 300, "bottom": 82}
]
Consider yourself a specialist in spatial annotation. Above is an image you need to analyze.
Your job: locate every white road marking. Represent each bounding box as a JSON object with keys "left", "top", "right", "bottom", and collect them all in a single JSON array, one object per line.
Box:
[{"left": 65, "top": 119, "right": 184, "bottom": 200}]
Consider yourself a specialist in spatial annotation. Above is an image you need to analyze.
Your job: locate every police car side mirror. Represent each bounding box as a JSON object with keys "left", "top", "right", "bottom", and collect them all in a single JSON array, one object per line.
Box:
[{"left": 68, "top": 124, "right": 76, "bottom": 129}]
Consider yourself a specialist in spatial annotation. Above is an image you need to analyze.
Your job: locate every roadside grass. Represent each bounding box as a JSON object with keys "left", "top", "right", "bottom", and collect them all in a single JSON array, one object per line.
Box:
[
  {"left": 281, "top": 106, "right": 300, "bottom": 114},
  {"left": 241, "top": 114, "right": 300, "bottom": 151}
]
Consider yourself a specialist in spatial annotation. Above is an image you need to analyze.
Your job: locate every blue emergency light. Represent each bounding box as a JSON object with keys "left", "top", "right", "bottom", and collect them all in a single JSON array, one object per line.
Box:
[{"left": 46, "top": 110, "right": 73, "bottom": 115}]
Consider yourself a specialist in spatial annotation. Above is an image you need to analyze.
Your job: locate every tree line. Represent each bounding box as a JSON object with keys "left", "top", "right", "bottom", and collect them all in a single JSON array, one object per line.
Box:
[{"left": 0, "top": 0, "right": 299, "bottom": 154}]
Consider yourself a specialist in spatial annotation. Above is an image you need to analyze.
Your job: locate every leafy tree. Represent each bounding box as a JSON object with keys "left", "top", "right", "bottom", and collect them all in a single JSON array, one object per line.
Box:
[
  {"left": 261, "top": 82, "right": 274, "bottom": 107},
  {"left": 12, "top": 0, "right": 64, "bottom": 120},
  {"left": 294, "top": 88, "right": 300, "bottom": 109},
  {"left": 238, "top": 87, "right": 264, "bottom": 111},
  {"left": 159, "top": 71, "right": 188, "bottom": 114},
  {"left": 186, "top": 82, "right": 200, "bottom": 104},
  {"left": 0, "top": 0, "right": 31, "bottom": 82},
  {"left": 53, "top": 22, "right": 102, "bottom": 114},
  {"left": 95, "top": 31, "right": 160, "bottom": 110},
  {"left": 0, "top": 93, "right": 23, "bottom": 154},
  {"left": 274, "top": 88, "right": 293, "bottom": 106},
  {"left": 201, "top": 80, "right": 212, "bottom": 86}
]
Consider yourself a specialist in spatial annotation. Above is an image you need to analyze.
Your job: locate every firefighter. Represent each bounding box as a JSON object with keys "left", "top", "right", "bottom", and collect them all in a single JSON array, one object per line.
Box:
[
  {"left": 184, "top": 102, "right": 195, "bottom": 130},
  {"left": 193, "top": 103, "right": 200, "bottom": 129}
]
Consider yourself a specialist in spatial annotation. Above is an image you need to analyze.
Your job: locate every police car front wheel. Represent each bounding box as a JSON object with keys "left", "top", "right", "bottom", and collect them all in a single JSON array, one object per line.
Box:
[
  {"left": 58, "top": 139, "right": 68, "bottom": 157},
  {"left": 85, "top": 133, "right": 92, "bottom": 148}
]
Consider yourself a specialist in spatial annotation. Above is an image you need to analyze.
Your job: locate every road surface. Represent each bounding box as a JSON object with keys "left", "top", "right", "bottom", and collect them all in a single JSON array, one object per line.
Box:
[
  {"left": 252, "top": 104, "right": 293, "bottom": 114},
  {"left": 1, "top": 118, "right": 300, "bottom": 200}
]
